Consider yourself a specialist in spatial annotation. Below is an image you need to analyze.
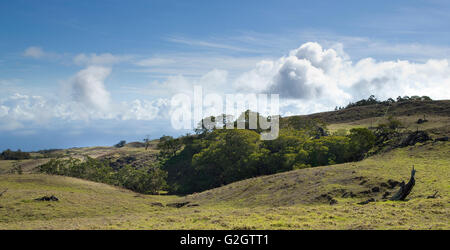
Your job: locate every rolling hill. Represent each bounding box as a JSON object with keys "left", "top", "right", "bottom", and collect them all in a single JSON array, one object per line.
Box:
[{"left": 0, "top": 100, "right": 449, "bottom": 229}]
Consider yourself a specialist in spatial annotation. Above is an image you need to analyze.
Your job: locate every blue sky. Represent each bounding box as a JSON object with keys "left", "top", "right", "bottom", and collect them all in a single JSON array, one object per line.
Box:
[{"left": 1, "top": 0, "right": 449, "bottom": 151}]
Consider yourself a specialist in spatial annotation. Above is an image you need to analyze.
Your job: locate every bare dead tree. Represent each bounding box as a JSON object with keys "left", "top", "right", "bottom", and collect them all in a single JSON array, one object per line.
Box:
[{"left": 390, "top": 166, "right": 416, "bottom": 201}]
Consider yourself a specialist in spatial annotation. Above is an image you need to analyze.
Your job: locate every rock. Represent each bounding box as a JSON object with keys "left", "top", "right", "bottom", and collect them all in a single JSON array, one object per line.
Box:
[
  {"left": 416, "top": 118, "right": 428, "bottom": 124},
  {"left": 357, "top": 198, "right": 375, "bottom": 205},
  {"left": 359, "top": 190, "right": 371, "bottom": 195},
  {"left": 342, "top": 192, "right": 356, "bottom": 198},
  {"left": 316, "top": 194, "right": 337, "bottom": 205},
  {"left": 166, "top": 202, "right": 190, "bottom": 208},
  {"left": 401, "top": 131, "right": 431, "bottom": 147},
  {"left": 186, "top": 203, "right": 200, "bottom": 207},
  {"left": 387, "top": 179, "right": 400, "bottom": 188},
  {"left": 35, "top": 195, "right": 59, "bottom": 201},
  {"left": 382, "top": 192, "right": 391, "bottom": 199},
  {"left": 371, "top": 187, "right": 380, "bottom": 192},
  {"left": 434, "top": 137, "right": 448, "bottom": 142},
  {"left": 150, "top": 202, "right": 164, "bottom": 207}
]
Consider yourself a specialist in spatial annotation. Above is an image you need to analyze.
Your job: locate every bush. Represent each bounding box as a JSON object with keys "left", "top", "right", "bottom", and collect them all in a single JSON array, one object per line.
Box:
[
  {"left": 114, "top": 140, "right": 127, "bottom": 148},
  {"left": 348, "top": 128, "right": 376, "bottom": 160},
  {"left": 192, "top": 129, "right": 261, "bottom": 190},
  {"left": 38, "top": 157, "right": 167, "bottom": 194},
  {"left": 157, "top": 111, "right": 381, "bottom": 194},
  {"left": 157, "top": 136, "right": 182, "bottom": 158},
  {"left": 0, "top": 149, "right": 31, "bottom": 160}
]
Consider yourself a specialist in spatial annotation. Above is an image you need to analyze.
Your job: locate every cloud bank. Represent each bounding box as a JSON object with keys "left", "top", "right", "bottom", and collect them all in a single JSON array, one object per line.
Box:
[
  {"left": 2, "top": 42, "right": 450, "bottom": 134},
  {"left": 235, "top": 42, "right": 450, "bottom": 112}
]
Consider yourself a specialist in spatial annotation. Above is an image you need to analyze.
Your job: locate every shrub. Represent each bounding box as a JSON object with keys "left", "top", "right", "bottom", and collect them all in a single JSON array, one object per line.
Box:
[
  {"left": 38, "top": 157, "right": 167, "bottom": 194},
  {"left": 348, "top": 128, "right": 376, "bottom": 160},
  {"left": 0, "top": 149, "right": 31, "bottom": 160},
  {"left": 114, "top": 140, "right": 127, "bottom": 148}
]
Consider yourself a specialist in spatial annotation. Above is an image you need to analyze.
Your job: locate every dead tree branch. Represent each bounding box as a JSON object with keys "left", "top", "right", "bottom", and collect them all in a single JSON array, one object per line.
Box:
[
  {"left": 427, "top": 191, "right": 439, "bottom": 199},
  {"left": 0, "top": 188, "right": 7, "bottom": 197},
  {"left": 390, "top": 166, "right": 416, "bottom": 201}
]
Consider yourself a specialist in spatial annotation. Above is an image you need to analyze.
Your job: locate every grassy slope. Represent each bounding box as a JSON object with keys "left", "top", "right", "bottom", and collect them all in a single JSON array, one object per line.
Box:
[
  {"left": 0, "top": 143, "right": 160, "bottom": 174},
  {"left": 285, "top": 100, "right": 450, "bottom": 124},
  {"left": 0, "top": 100, "right": 448, "bottom": 229},
  {"left": 0, "top": 159, "right": 50, "bottom": 174},
  {"left": 0, "top": 142, "right": 448, "bottom": 229},
  {"left": 327, "top": 114, "right": 450, "bottom": 135},
  {"left": 283, "top": 100, "right": 450, "bottom": 136}
]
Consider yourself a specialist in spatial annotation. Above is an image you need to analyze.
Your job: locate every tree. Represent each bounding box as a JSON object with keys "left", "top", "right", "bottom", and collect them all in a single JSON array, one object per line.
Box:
[
  {"left": 38, "top": 157, "right": 167, "bottom": 194},
  {"left": 157, "top": 136, "right": 182, "bottom": 158},
  {"left": 195, "top": 116, "right": 218, "bottom": 135},
  {"left": 192, "top": 129, "right": 261, "bottom": 190},
  {"left": 0, "top": 149, "right": 31, "bottom": 160},
  {"left": 386, "top": 116, "right": 402, "bottom": 130},
  {"left": 143, "top": 135, "right": 151, "bottom": 150},
  {"left": 115, "top": 165, "right": 167, "bottom": 194},
  {"left": 114, "top": 140, "right": 126, "bottom": 148},
  {"left": 348, "top": 128, "right": 376, "bottom": 160}
]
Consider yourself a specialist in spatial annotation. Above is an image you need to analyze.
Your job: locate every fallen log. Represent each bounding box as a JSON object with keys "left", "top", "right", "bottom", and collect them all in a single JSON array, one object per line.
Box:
[{"left": 390, "top": 166, "right": 416, "bottom": 201}]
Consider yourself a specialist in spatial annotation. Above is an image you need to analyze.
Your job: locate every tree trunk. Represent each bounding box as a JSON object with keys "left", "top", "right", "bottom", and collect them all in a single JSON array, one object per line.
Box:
[{"left": 390, "top": 166, "right": 416, "bottom": 201}]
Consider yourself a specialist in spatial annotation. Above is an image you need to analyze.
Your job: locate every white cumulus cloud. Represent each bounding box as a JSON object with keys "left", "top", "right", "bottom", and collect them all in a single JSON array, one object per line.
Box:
[
  {"left": 70, "top": 66, "right": 112, "bottom": 111},
  {"left": 234, "top": 42, "right": 450, "bottom": 114}
]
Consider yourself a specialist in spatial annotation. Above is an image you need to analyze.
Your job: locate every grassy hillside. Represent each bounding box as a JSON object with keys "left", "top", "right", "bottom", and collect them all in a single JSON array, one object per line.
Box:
[
  {"left": 0, "top": 100, "right": 448, "bottom": 229},
  {"left": 284, "top": 100, "right": 450, "bottom": 125},
  {"left": 281, "top": 100, "right": 450, "bottom": 141},
  {"left": 0, "top": 142, "right": 448, "bottom": 229},
  {"left": 0, "top": 174, "right": 177, "bottom": 229},
  {"left": 185, "top": 142, "right": 449, "bottom": 207},
  {"left": 0, "top": 159, "right": 50, "bottom": 174},
  {"left": 0, "top": 144, "right": 160, "bottom": 175}
]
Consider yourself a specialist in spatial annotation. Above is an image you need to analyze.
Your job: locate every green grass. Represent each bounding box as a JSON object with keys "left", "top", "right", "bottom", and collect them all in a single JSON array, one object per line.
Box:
[
  {"left": 284, "top": 100, "right": 450, "bottom": 125},
  {"left": 327, "top": 114, "right": 450, "bottom": 135},
  {"left": 0, "top": 159, "right": 50, "bottom": 174},
  {"left": 1, "top": 142, "right": 448, "bottom": 229}
]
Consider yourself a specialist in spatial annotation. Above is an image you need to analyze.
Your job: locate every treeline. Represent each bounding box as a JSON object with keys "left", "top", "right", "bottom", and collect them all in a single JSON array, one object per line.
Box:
[
  {"left": 36, "top": 110, "right": 411, "bottom": 195},
  {"left": 159, "top": 121, "right": 376, "bottom": 194},
  {"left": 38, "top": 157, "right": 167, "bottom": 194},
  {"left": 0, "top": 149, "right": 31, "bottom": 160},
  {"left": 336, "top": 95, "right": 432, "bottom": 110}
]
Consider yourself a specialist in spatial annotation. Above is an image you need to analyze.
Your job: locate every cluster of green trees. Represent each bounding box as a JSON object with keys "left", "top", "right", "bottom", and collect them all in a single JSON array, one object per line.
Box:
[
  {"left": 114, "top": 140, "right": 127, "bottom": 148},
  {"left": 24, "top": 108, "right": 405, "bottom": 195},
  {"left": 34, "top": 109, "right": 405, "bottom": 195},
  {"left": 38, "top": 157, "right": 167, "bottom": 194},
  {"left": 159, "top": 123, "right": 376, "bottom": 194},
  {"left": 157, "top": 136, "right": 182, "bottom": 157},
  {"left": 0, "top": 149, "right": 31, "bottom": 160},
  {"left": 338, "top": 95, "right": 432, "bottom": 110}
]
